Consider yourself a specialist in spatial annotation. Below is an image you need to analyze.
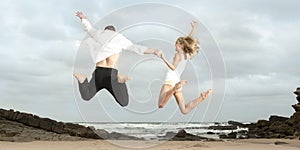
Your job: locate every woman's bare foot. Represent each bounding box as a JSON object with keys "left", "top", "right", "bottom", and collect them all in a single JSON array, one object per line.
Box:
[
  {"left": 73, "top": 73, "right": 87, "bottom": 83},
  {"left": 199, "top": 89, "right": 212, "bottom": 102},
  {"left": 118, "top": 74, "right": 131, "bottom": 83},
  {"left": 174, "top": 80, "right": 188, "bottom": 93}
]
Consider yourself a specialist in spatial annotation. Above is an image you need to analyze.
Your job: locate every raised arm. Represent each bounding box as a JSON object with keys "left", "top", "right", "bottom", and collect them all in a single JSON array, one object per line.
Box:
[
  {"left": 188, "top": 21, "right": 198, "bottom": 37},
  {"left": 76, "top": 11, "right": 98, "bottom": 38}
]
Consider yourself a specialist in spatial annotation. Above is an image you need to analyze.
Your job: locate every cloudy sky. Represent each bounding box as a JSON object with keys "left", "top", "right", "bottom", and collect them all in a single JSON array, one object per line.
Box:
[{"left": 1, "top": 0, "right": 299, "bottom": 123}]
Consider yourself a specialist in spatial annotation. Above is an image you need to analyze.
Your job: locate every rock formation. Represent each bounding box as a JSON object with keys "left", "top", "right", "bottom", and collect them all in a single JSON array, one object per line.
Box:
[
  {"left": 246, "top": 87, "right": 300, "bottom": 139},
  {"left": 165, "top": 129, "right": 219, "bottom": 141},
  {"left": 0, "top": 108, "right": 143, "bottom": 142}
]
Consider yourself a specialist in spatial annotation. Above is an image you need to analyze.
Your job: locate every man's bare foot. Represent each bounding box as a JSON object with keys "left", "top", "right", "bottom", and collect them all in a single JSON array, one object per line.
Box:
[
  {"left": 174, "top": 80, "right": 188, "bottom": 93},
  {"left": 118, "top": 74, "right": 131, "bottom": 83},
  {"left": 199, "top": 89, "right": 212, "bottom": 102},
  {"left": 73, "top": 73, "right": 87, "bottom": 83}
]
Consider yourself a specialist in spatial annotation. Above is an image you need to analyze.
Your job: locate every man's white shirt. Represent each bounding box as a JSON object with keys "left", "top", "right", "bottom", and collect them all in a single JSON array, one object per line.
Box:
[{"left": 79, "top": 19, "right": 147, "bottom": 63}]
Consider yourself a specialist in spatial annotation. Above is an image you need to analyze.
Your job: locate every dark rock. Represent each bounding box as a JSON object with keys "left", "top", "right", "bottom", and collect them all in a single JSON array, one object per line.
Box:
[
  {"left": 208, "top": 125, "right": 237, "bottom": 130},
  {"left": 292, "top": 104, "right": 300, "bottom": 111},
  {"left": 175, "top": 129, "right": 186, "bottom": 138},
  {"left": 159, "top": 129, "right": 219, "bottom": 141},
  {"left": 237, "top": 130, "right": 248, "bottom": 134},
  {"left": 219, "top": 132, "right": 237, "bottom": 139},
  {"left": 294, "top": 88, "right": 300, "bottom": 95},
  {"left": 219, "top": 134, "right": 227, "bottom": 139},
  {"left": 0, "top": 120, "right": 24, "bottom": 137},
  {"left": 207, "top": 131, "right": 215, "bottom": 134},
  {"left": 165, "top": 131, "right": 176, "bottom": 138},
  {"left": 109, "top": 132, "right": 143, "bottom": 140},
  {"left": 185, "top": 126, "right": 205, "bottom": 129},
  {"left": 269, "top": 115, "right": 289, "bottom": 123},
  {"left": 7, "top": 109, "right": 15, "bottom": 120},
  {"left": 16, "top": 113, "right": 29, "bottom": 124},
  {"left": 274, "top": 141, "right": 288, "bottom": 145},
  {"left": 27, "top": 115, "right": 40, "bottom": 127},
  {"left": 297, "top": 96, "right": 300, "bottom": 102},
  {"left": 12, "top": 111, "right": 20, "bottom": 121},
  {"left": 0, "top": 108, "right": 119, "bottom": 141},
  {"left": 63, "top": 123, "right": 89, "bottom": 137},
  {"left": 228, "top": 132, "right": 237, "bottom": 138},
  {"left": 245, "top": 123, "right": 256, "bottom": 129},
  {"left": 256, "top": 120, "right": 270, "bottom": 128},
  {"left": 228, "top": 121, "right": 245, "bottom": 127},
  {"left": 39, "top": 118, "right": 55, "bottom": 131},
  {"left": 0, "top": 108, "right": 5, "bottom": 117},
  {"left": 52, "top": 122, "right": 64, "bottom": 134},
  {"left": 1, "top": 109, "right": 11, "bottom": 119},
  {"left": 93, "top": 129, "right": 108, "bottom": 139}
]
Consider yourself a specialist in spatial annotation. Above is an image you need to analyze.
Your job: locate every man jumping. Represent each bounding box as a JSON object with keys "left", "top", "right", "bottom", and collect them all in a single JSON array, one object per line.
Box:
[{"left": 74, "top": 11, "right": 163, "bottom": 107}]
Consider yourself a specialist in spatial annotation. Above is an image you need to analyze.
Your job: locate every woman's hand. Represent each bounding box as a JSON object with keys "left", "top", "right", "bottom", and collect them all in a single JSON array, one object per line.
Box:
[{"left": 191, "top": 20, "right": 198, "bottom": 29}]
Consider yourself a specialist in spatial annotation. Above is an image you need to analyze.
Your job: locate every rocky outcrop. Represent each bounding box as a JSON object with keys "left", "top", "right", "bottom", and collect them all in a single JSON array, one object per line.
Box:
[
  {"left": 0, "top": 109, "right": 143, "bottom": 142},
  {"left": 228, "top": 120, "right": 246, "bottom": 128},
  {"left": 0, "top": 119, "right": 86, "bottom": 142},
  {"left": 246, "top": 87, "right": 300, "bottom": 140},
  {"left": 164, "top": 129, "right": 219, "bottom": 141},
  {"left": 208, "top": 125, "right": 238, "bottom": 130}
]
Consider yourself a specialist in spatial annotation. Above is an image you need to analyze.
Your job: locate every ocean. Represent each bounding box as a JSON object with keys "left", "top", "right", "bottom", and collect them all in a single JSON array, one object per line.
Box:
[{"left": 79, "top": 122, "right": 248, "bottom": 140}]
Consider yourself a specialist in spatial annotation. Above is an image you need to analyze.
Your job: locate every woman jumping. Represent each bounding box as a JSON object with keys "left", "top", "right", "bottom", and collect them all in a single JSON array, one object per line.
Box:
[{"left": 158, "top": 21, "right": 212, "bottom": 115}]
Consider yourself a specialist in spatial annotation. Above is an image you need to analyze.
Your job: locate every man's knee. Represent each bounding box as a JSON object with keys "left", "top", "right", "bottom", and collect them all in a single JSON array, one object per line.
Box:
[
  {"left": 81, "top": 94, "right": 93, "bottom": 101},
  {"left": 119, "top": 98, "right": 129, "bottom": 107}
]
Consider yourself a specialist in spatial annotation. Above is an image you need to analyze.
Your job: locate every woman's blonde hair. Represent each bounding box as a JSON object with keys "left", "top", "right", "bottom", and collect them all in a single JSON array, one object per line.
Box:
[{"left": 176, "top": 36, "right": 199, "bottom": 59}]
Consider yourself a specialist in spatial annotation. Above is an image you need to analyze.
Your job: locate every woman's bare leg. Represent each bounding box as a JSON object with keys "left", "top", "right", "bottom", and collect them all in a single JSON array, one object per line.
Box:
[
  {"left": 158, "top": 81, "right": 187, "bottom": 108},
  {"left": 158, "top": 84, "right": 174, "bottom": 108},
  {"left": 174, "top": 82, "right": 212, "bottom": 114}
]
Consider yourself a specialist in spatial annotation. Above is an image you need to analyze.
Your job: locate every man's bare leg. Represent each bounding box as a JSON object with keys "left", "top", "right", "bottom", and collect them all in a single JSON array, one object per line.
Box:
[{"left": 73, "top": 73, "right": 87, "bottom": 83}]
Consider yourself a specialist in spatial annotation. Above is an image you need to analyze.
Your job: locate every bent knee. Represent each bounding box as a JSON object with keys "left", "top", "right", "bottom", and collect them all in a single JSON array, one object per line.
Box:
[
  {"left": 158, "top": 104, "right": 165, "bottom": 108},
  {"left": 181, "top": 110, "right": 189, "bottom": 115},
  {"left": 81, "top": 95, "right": 92, "bottom": 101},
  {"left": 119, "top": 100, "right": 129, "bottom": 107}
]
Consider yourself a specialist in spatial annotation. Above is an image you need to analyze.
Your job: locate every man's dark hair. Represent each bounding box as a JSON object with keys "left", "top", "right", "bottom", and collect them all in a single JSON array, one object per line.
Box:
[{"left": 104, "top": 25, "right": 116, "bottom": 31}]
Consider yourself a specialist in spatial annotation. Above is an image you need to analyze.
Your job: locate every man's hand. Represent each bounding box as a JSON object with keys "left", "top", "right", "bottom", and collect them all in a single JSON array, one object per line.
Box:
[{"left": 76, "top": 11, "right": 87, "bottom": 20}]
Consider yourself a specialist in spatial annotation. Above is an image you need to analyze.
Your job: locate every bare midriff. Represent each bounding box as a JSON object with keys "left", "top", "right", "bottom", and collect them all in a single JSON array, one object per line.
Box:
[{"left": 96, "top": 53, "right": 120, "bottom": 68}]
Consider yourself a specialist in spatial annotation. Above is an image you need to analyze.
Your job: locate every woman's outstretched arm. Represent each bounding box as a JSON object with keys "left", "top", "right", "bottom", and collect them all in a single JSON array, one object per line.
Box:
[{"left": 161, "top": 55, "right": 176, "bottom": 71}]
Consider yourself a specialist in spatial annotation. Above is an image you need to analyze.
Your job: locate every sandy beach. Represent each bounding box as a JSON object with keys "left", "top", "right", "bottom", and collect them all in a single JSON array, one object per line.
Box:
[{"left": 0, "top": 139, "right": 299, "bottom": 150}]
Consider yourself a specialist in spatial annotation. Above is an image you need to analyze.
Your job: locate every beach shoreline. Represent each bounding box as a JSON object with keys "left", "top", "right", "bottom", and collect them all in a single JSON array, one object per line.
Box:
[{"left": 0, "top": 139, "right": 300, "bottom": 150}]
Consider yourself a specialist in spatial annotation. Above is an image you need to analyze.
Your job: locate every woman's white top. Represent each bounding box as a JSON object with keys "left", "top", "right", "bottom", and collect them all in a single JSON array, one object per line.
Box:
[{"left": 164, "top": 52, "right": 188, "bottom": 83}]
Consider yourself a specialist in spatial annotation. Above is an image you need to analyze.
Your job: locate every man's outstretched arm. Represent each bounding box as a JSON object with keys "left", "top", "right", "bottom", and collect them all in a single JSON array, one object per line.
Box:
[
  {"left": 143, "top": 48, "right": 163, "bottom": 58},
  {"left": 76, "top": 11, "right": 98, "bottom": 38}
]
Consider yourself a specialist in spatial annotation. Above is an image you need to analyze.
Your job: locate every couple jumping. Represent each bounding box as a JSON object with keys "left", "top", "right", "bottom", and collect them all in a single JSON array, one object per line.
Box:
[{"left": 73, "top": 11, "right": 212, "bottom": 115}]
